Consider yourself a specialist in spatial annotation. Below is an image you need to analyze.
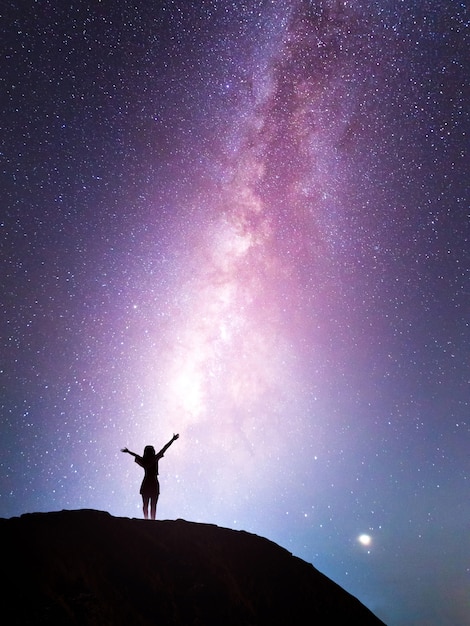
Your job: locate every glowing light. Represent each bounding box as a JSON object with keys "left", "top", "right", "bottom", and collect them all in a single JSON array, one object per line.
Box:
[{"left": 358, "top": 534, "right": 372, "bottom": 547}]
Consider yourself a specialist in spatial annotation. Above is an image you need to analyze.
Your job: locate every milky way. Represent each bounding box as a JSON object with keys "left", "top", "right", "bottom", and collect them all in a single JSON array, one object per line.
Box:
[{"left": 2, "top": 2, "right": 469, "bottom": 625}]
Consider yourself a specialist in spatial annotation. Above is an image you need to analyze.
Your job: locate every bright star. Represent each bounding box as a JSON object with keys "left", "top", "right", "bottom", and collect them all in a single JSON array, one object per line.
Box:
[{"left": 358, "top": 534, "right": 372, "bottom": 547}]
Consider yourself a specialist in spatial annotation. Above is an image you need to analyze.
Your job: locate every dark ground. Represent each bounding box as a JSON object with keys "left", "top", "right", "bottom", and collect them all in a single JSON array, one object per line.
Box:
[{"left": 3, "top": 509, "right": 386, "bottom": 625}]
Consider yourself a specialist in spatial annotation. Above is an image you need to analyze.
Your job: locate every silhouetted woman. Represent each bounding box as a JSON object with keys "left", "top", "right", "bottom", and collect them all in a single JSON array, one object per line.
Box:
[{"left": 121, "top": 433, "right": 179, "bottom": 520}]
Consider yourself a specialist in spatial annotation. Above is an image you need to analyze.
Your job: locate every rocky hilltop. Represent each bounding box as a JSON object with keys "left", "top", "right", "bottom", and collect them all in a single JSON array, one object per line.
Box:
[{"left": 2, "top": 509, "right": 386, "bottom": 625}]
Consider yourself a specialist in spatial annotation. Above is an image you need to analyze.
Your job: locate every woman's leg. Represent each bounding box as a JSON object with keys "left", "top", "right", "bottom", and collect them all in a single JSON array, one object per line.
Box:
[
  {"left": 142, "top": 495, "right": 150, "bottom": 519},
  {"left": 150, "top": 494, "right": 158, "bottom": 520}
]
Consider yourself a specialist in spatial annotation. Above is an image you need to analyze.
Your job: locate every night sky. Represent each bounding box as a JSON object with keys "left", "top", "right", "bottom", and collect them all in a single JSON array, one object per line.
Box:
[{"left": 1, "top": 1, "right": 469, "bottom": 624}]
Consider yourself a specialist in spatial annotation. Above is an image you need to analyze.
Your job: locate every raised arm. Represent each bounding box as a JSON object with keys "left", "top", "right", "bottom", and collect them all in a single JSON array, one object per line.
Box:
[
  {"left": 157, "top": 433, "right": 179, "bottom": 457},
  {"left": 121, "top": 447, "right": 138, "bottom": 458}
]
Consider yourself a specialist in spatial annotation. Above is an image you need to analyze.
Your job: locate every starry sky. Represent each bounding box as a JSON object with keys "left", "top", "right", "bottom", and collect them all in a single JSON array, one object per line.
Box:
[{"left": 1, "top": 1, "right": 469, "bottom": 624}]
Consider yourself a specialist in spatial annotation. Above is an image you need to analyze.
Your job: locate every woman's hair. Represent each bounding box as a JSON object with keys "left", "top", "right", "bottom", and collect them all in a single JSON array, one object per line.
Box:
[{"left": 143, "top": 445, "right": 156, "bottom": 459}]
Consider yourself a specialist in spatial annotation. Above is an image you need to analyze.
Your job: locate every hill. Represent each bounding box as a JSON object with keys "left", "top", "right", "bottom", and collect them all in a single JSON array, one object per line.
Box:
[{"left": 2, "top": 509, "right": 386, "bottom": 625}]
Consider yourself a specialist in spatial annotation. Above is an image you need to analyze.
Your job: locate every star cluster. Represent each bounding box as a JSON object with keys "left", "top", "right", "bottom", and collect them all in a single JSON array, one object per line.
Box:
[{"left": 1, "top": 2, "right": 469, "bottom": 625}]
